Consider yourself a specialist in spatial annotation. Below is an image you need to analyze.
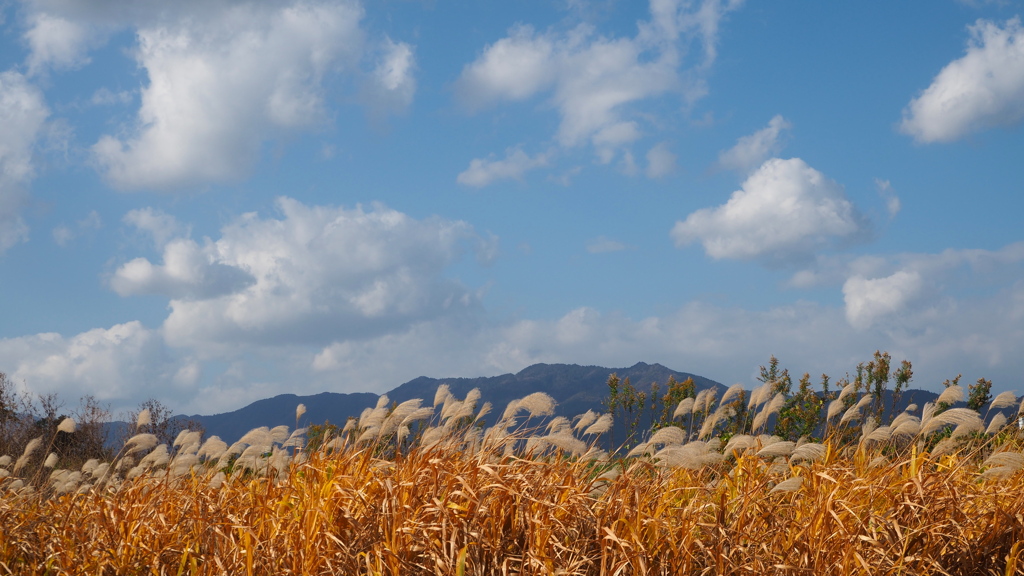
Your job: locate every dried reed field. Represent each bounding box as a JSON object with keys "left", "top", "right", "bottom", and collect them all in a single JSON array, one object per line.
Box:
[{"left": 2, "top": 382, "right": 1024, "bottom": 575}]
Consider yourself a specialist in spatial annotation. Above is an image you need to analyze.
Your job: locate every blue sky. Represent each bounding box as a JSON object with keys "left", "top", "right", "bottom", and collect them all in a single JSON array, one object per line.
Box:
[{"left": 1, "top": 0, "right": 1023, "bottom": 415}]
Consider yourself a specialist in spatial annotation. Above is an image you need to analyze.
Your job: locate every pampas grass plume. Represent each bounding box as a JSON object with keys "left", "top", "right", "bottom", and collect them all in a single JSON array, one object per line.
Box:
[
  {"left": 584, "top": 413, "right": 612, "bottom": 436},
  {"left": 769, "top": 476, "right": 803, "bottom": 495},
  {"left": 136, "top": 409, "right": 151, "bottom": 428},
  {"left": 673, "top": 397, "right": 695, "bottom": 419},
  {"left": 937, "top": 385, "right": 964, "bottom": 406},
  {"left": 986, "top": 413, "right": 1008, "bottom": 435},
  {"left": 720, "top": 383, "right": 745, "bottom": 407},
  {"left": 43, "top": 453, "right": 58, "bottom": 468},
  {"left": 57, "top": 417, "right": 76, "bottom": 434},
  {"left": 518, "top": 392, "right": 556, "bottom": 418}
]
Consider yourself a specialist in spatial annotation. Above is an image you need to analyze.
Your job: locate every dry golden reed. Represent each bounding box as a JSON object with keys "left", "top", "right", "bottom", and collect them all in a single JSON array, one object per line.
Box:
[{"left": 2, "top": 391, "right": 1024, "bottom": 576}]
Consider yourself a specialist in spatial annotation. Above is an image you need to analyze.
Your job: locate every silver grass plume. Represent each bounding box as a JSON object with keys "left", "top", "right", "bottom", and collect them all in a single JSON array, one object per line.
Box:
[
  {"left": 699, "top": 404, "right": 735, "bottom": 440},
  {"left": 693, "top": 389, "right": 710, "bottom": 413},
  {"left": 951, "top": 419, "right": 983, "bottom": 438},
  {"left": 862, "top": 425, "right": 893, "bottom": 444},
  {"left": 583, "top": 413, "right": 613, "bottom": 436},
  {"left": 769, "top": 476, "right": 803, "bottom": 495},
  {"left": 720, "top": 383, "right": 745, "bottom": 407},
  {"left": 921, "top": 407, "right": 983, "bottom": 437},
  {"left": 282, "top": 428, "right": 308, "bottom": 449},
  {"left": 702, "top": 389, "right": 718, "bottom": 415},
  {"left": 474, "top": 402, "right": 492, "bottom": 424},
  {"left": 0, "top": 469, "right": 9, "bottom": 479},
  {"left": 654, "top": 441, "right": 724, "bottom": 470},
  {"left": 375, "top": 394, "right": 390, "bottom": 410},
  {"left": 57, "top": 417, "right": 76, "bottom": 434},
  {"left": 826, "top": 398, "right": 845, "bottom": 421},
  {"left": 295, "top": 403, "right": 307, "bottom": 421},
  {"left": 989, "top": 391, "right": 1018, "bottom": 411},
  {"left": 723, "top": 434, "right": 756, "bottom": 455},
  {"left": 892, "top": 419, "right": 921, "bottom": 439},
  {"left": 198, "top": 437, "right": 229, "bottom": 461},
  {"left": 931, "top": 437, "right": 961, "bottom": 458},
  {"left": 937, "top": 385, "right": 964, "bottom": 406},
  {"left": 517, "top": 392, "right": 556, "bottom": 418},
  {"left": 270, "top": 425, "right": 290, "bottom": 444},
  {"left": 14, "top": 437, "right": 43, "bottom": 473},
  {"left": 546, "top": 416, "right": 571, "bottom": 434},
  {"left": 43, "top": 453, "right": 58, "bottom": 468},
  {"left": 757, "top": 441, "right": 796, "bottom": 458},
  {"left": 673, "top": 397, "right": 695, "bottom": 420},
  {"left": 124, "top": 433, "right": 158, "bottom": 455},
  {"left": 433, "top": 384, "right": 451, "bottom": 408},
  {"left": 136, "top": 409, "right": 151, "bottom": 428},
  {"left": 574, "top": 410, "right": 598, "bottom": 432},
  {"left": 748, "top": 382, "right": 772, "bottom": 409},
  {"left": 81, "top": 459, "right": 99, "bottom": 475},
  {"left": 542, "top": 431, "right": 586, "bottom": 456},
  {"left": 500, "top": 399, "right": 521, "bottom": 422},
  {"left": 986, "top": 413, "right": 1008, "bottom": 435},
  {"left": 401, "top": 407, "right": 435, "bottom": 428},
  {"left": 752, "top": 393, "right": 786, "bottom": 432},
  {"left": 381, "top": 399, "right": 424, "bottom": 437},
  {"left": 648, "top": 426, "right": 685, "bottom": 447},
  {"left": 791, "top": 442, "right": 826, "bottom": 463},
  {"left": 139, "top": 444, "right": 170, "bottom": 469},
  {"left": 625, "top": 442, "right": 650, "bottom": 458},
  {"left": 982, "top": 451, "right": 1024, "bottom": 480},
  {"left": 840, "top": 394, "right": 874, "bottom": 424},
  {"left": 0, "top": 455, "right": 10, "bottom": 467},
  {"left": 238, "top": 427, "right": 272, "bottom": 447}
]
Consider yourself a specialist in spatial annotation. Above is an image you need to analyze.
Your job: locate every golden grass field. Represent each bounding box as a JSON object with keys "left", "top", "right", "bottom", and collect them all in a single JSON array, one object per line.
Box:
[{"left": 2, "top": 385, "right": 1024, "bottom": 575}]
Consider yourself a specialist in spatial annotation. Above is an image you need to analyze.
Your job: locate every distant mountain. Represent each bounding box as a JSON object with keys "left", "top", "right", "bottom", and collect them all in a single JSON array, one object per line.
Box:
[{"left": 180, "top": 362, "right": 722, "bottom": 443}]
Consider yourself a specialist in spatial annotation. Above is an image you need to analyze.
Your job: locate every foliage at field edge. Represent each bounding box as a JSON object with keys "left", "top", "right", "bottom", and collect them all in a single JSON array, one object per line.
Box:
[{"left": 2, "top": 353, "right": 1024, "bottom": 575}]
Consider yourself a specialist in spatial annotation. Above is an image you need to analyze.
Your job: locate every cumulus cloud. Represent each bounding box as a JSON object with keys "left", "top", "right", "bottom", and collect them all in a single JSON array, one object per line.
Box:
[
  {"left": 362, "top": 37, "right": 417, "bottom": 115},
  {"left": 457, "top": 147, "right": 549, "bottom": 187},
  {"left": 455, "top": 0, "right": 742, "bottom": 158},
  {"left": 671, "top": 157, "right": 866, "bottom": 263},
  {"left": 645, "top": 142, "right": 677, "bottom": 178},
  {"left": 843, "top": 271, "right": 924, "bottom": 330},
  {"left": 24, "top": 12, "right": 101, "bottom": 74},
  {"left": 717, "top": 114, "right": 790, "bottom": 173},
  {"left": 0, "top": 70, "right": 49, "bottom": 253},
  {"left": 0, "top": 321, "right": 179, "bottom": 406},
  {"left": 901, "top": 18, "right": 1024, "bottom": 143},
  {"left": 92, "top": 1, "right": 365, "bottom": 190},
  {"left": 123, "top": 207, "right": 188, "bottom": 248},
  {"left": 112, "top": 197, "right": 490, "bottom": 351}
]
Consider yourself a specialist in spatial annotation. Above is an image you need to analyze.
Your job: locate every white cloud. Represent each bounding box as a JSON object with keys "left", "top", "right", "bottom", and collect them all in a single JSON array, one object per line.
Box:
[
  {"left": 456, "top": 0, "right": 742, "bottom": 157},
  {"left": 52, "top": 210, "right": 102, "bottom": 247},
  {"left": 645, "top": 141, "right": 677, "bottom": 178},
  {"left": 123, "top": 207, "right": 187, "bottom": 248},
  {"left": 0, "top": 321, "right": 179, "bottom": 407},
  {"left": 90, "top": 1, "right": 365, "bottom": 190},
  {"left": 586, "top": 236, "right": 627, "bottom": 254},
  {"left": 24, "top": 12, "right": 100, "bottom": 74},
  {"left": 112, "top": 197, "right": 489, "bottom": 352},
  {"left": 457, "top": 147, "right": 549, "bottom": 187},
  {"left": 717, "top": 114, "right": 790, "bottom": 173},
  {"left": 875, "top": 178, "right": 901, "bottom": 218},
  {"left": 901, "top": 18, "right": 1024, "bottom": 143},
  {"left": 843, "top": 271, "right": 924, "bottom": 330},
  {"left": 90, "top": 87, "right": 133, "bottom": 106},
  {"left": 0, "top": 70, "right": 49, "bottom": 253},
  {"left": 671, "top": 157, "right": 866, "bottom": 263},
  {"left": 363, "top": 37, "right": 416, "bottom": 115}
]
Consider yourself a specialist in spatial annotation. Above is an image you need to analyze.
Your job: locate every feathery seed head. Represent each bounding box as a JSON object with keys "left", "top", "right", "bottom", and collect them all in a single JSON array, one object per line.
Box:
[
  {"left": 584, "top": 413, "right": 613, "bottom": 436},
  {"left": 769, "top": 476, "right": 803, "bottom": 495},
  {"left": 937, "top": 385, "right": 964, "bottom": 406},
  {"left": 21, "top": 437, "right": 42, "bottom": 459},
  {"left": 836, "top": 383, "right": 856, "bottom": 403},
  {"left": 125, "top": 433, "right": 158, "bottom": 454},
  {"left": 749, "top": 382, "right": 772, "bottom": 409},
  {"left": 518, "top": 392, "right": 556, "bottom": 418},
  {"left": 673, "top": 397, "right": 695, "bottom": 419},
  {"left": 295, "top": 403, "right": 306, "bottom": 421},
  {"left": 433, "top": 384, "right": 451, "bottom": 408},
  {"left": 989, "top": 391, "right": 1017, "bottom": 411},
  {"left": 724, "top": 434, "right": 756, "bottom": 455},
  {"left": 546, "top": 416, "right": 571, "bottom": 434},
  {"left": 198, "top": 437, "right": 229, "bottom": 460},
  {"left": 720, "top": 383, "right": 745, "bottom": 406},
  {"left": 270, "top": 425, "right": 290, "bottom": 444},
  {"left": 921, "top": 407, "right": 983, "bottom": 437},
  {"left": 375, "top": 395, "right": 390, "bottom": 410},
  {"left": 826, "top": 398, "right": 844, "bottom": 421},
  {"left": 757, "top": 441, "right": 796, "bottom": 458},
  {"left": 43, "top": 453, "right": 58, "bottom": 468},
  {"left": 57, "top": 417, "right": 76, "bottom": 434},
  {"left": 0, "top": 455, "right": 9, "bottom": 467},
  {"left": 648, "top": 426, "right": 685, "bottom": 446},
  {"left": 863, "top": 425, "right": 893, "bottom": 444},
  {"left": 986, "top": 413, "right": 1008, "bottom": 435},
  {"left": 500, "top": 399, "right": 521, "bottom": 422},
  {"left": 573, "top": 410, "right": 598, "bottom": 432},
  {"left": 791, "top": 442, "right": 827, "bottom": 463}
]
